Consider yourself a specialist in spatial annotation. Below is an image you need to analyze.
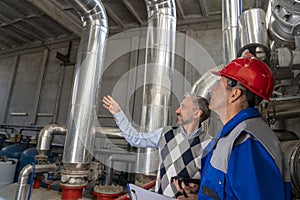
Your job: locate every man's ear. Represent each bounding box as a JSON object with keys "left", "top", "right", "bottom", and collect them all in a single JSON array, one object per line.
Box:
[
  {"left": 194, "top": 109, "right": 203, "bottom": 119},
  {"left": 230, "top": 88, "right": 243, "bottom": 103}
]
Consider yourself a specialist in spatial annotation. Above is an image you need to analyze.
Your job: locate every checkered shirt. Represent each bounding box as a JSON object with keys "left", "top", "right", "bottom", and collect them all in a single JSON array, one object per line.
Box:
[{"left": 154, "top": 126, "right": 208, "bottom": 198}]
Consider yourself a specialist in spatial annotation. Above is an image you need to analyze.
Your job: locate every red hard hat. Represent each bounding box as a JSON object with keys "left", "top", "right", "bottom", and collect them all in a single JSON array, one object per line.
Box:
[{"left": 212, "top": 57, "right": 274, "bottom": 101}]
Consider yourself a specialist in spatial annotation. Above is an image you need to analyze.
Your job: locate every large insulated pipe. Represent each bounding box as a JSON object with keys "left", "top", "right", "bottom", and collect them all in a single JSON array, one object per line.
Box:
[
  {"left": 238, "top": 8, "right": 270, "bottom": 62},
  {"left": 222, "top": 0, "right": 242, "bottom": 64},
  {"left": 137, "top": 0, "right": 176, "bottom": 175},
  {"left": 15, "top": 163, "right": 57, "bottom": 200},
  {"left": 62, "top": 0, "right": 108, "bottom": 170}
]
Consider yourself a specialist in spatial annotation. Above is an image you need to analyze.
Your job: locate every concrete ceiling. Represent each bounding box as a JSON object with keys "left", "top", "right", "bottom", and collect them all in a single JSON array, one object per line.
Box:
[{"left": 0, "top": 0, "right": 268, "bottom": 51}]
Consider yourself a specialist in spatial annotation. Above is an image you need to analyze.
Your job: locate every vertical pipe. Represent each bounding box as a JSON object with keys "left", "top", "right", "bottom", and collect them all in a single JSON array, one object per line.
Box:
[
  {"left": 137, "top": 0, "right": 176, "bottom": 175},
  {"left": 238, "top": 8, "right": 270, "bottom": 62},
  {"left": 62, "top": 0, "right": 108, "bottom": 170},
  {"left": 222, "top": 0, "right": 242, "bottom": 64}
]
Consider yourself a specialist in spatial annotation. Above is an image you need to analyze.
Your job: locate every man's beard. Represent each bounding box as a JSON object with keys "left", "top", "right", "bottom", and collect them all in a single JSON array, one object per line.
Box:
[{"left": 176, "top": 115, "right": 192, "bottom": 126}]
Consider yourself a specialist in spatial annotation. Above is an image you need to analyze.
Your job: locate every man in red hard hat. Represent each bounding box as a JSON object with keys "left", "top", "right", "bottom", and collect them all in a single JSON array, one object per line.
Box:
[{"left": 175, "top": 56, "right": 291, "bottom": 200}]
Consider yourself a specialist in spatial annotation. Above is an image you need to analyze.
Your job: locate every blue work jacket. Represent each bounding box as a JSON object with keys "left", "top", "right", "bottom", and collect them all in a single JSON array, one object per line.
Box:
[{"left": 198, "top": 108, "right": 291, "bottom": 200}]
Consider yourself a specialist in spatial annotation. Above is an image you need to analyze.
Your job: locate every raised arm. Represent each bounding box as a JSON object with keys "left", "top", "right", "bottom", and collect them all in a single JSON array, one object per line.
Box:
[{"left": 102, "top": 95, "right": 162, "bottom": 148}]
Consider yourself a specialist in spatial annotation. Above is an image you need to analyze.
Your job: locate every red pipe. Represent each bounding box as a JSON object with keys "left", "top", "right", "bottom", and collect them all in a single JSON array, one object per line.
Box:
[
  {"left": 60, "top": 185, "right": 86, "bottom": 200},
  {"left": 33, "top": 178, "right": 41, "bottom": 189},
  {"left": 115, "top": 179, "right": 156, "bottom": 200},
  {"left": 93, "top": 191, "right": 122, "bottom": 200}
]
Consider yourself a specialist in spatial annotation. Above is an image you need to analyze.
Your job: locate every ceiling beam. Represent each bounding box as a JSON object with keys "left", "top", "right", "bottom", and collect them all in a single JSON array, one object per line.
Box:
[
  {"left": 122, "top": 0, "right": 145, "bottom": 25},
  {"left": 175, "top": 1, "right": 185, "bottom": 19},
  {"left": 177, "top": 14, "right": 221, "bottom": 26},
  {"left": 105, "top": 5, "right": 126, "bottom": 27},
  {"left": 198, "top": 0, "right": 208, "bottom": 16},
  {"left": 26, "top": 0, "right": 82, "bottom": 36},
  {"left": 108, "top": 14, "right": 222, "bottom": 34},
  {"left": 0, "top": 27, "right": 32, "bottom": 43}
]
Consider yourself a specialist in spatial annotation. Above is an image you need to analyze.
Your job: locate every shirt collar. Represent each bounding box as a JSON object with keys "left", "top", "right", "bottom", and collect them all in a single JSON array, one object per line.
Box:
[{"left": 179, "top": 126, "right": 203, "bottom": 139}]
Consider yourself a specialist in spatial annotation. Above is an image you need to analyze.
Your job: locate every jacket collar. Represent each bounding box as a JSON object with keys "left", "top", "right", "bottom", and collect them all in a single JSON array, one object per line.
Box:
[{"left": 217, "top": 107, "right": 261, "bottom": 138}]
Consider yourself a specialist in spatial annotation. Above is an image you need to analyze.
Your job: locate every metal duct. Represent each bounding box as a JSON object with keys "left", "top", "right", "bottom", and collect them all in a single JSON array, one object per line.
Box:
[
  {"left": 36, "top": 124, "right": 66, "bottom": 156},
  {"left": 238, "top": 8, "right": 270, "bottom": 62},
  {"left": 222, "top": 0, "right": 242, "bottom": 64},
  {"left": 191, "top": 66, "right": 222, "bottom": 100},
  {"left": 137, "top": 0, "right": 176, "bottom": 175},
  {"left": 62, "top": 0, "right": 108, "bottom": 170}
]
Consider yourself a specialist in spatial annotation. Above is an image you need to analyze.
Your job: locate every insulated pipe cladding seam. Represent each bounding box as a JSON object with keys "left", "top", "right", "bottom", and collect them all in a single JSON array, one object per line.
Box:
[
  {"left": 62, "top": 0, "right": 108, "bottom": 170},
  {"left": 137, "top": 0, "right": 176, "bottom": 175}
]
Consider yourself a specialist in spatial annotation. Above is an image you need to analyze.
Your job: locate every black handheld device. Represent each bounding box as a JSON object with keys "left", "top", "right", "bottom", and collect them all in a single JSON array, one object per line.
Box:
[{"left": 170, "top": 176, "right": 200, "bottom": 198}]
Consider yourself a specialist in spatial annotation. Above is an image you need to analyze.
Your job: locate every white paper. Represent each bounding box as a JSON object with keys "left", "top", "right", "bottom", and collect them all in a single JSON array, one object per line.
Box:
[{"left": 127, "top": 183, "right": 177, "bottom": 200}]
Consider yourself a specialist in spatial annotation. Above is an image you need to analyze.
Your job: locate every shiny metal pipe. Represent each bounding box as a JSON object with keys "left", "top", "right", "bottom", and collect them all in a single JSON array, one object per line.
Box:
[
  {"left": 238, "top": 8, "right": 270, "bottom": 61},
  {"left": 191, "top": 66, "right": 222, "bottom": 100},
  {"left": 15, "top": 163, "right": 57, "bottom": 200},
  {"left": 222, "top": 0, "right": 242, "bottom": 64},
  {"left": 36, "top": 124, "right": 66, "bottom": 155},
  {"left": 267, "top": 108, "right": 300, "bottom": 121},
  {"left": 62, "top": 0, "right": 108, "bottom": 170},
  {"left": 137, "top": 0, "right": 176, "bottom": 175}
]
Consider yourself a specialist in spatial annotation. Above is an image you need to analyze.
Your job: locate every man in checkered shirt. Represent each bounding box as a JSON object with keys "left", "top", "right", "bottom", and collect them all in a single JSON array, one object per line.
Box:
[{"left": 102, "top": 94, "right": 212, "bottom": 198}]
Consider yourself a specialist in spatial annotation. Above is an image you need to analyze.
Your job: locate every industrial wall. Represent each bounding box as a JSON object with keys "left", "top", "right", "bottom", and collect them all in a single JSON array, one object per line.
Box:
[{"left": 0, "top": 27, "right": 223, "bottom": 135}]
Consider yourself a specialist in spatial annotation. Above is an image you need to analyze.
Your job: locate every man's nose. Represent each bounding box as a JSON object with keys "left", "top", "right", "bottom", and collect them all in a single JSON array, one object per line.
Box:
[{"left": 176, "top": 107, "right": 181, "bottom": 114}]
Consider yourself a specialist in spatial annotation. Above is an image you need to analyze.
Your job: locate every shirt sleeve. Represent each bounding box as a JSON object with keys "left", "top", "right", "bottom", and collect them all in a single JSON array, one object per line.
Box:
[
  {"left": 114, "top": 111, "right": 163, "bottom": 148},
  {"left": 227, "top": 137, "right": 286, "bottom": 200}
]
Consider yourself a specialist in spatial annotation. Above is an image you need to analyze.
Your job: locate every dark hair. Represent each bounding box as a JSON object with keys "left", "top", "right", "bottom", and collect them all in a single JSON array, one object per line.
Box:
[
  {"left": 184, "top": 94, "right": 211, "bottom": 124},
  {"left": 226, "top": 78, "right": 263, "bottom": 107}
]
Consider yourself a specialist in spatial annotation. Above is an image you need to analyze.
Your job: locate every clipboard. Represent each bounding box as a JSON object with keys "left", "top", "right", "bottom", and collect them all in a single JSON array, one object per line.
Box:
[{"left": 127, "top": 183, "right": 177, "bottom": 200}]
